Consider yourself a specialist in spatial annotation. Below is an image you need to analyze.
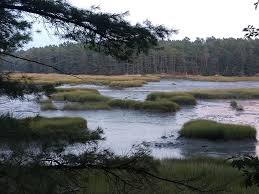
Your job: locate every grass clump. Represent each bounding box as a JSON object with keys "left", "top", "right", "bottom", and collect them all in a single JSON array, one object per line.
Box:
[
  {"left": 180, "top": 119, "right": 256, "bottom": 140},
  {"left": 0, "top": 115, "right": 99, "bottom": 143},
  {"left": 147, "top": 88, "right": 259, "bottom": 101},
  {"left": 189, "top": 88, "right": 259, "bottom": 99},
  {"left": 63, "top": 102, "right": 111, "bottom": 110},
  {"left": 108, "top": 99, "right": 180, "bottom": 112},
  {"left": 146, "top": 92, "right": 197, "bottom": 105},
  {"left": 169, "top": 95, "right": 197, "bottom": 105},
  {"left": 109, "top": 80, "right": 146, "bottom": 88},
  {"left": 230, "top": 101, "right": 244, "bottom": 111},
  {"left": 40, "top": 101, "right": 57, "bottom": 111},
  {"left": 51, "top": 89, "right": 110, "bottom": 102},
  {"left": 56, "top": 87, "right": 100, "bottom": 95}
]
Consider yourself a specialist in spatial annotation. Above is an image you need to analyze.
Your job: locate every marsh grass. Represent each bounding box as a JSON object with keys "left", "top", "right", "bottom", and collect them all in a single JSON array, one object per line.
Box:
[
  {"left": 63, "top": 102, "right": 111, "bottom": 110},
  {"left": 146, "top": 92, "right": 197, "bottom": 106},
  {"left": 161, "top": 74, "right": 259, "bottom": 82},
  {"left": 108, "top": 99, "right": 180, "bottom": 112},
  {"left": 51, "top": 89, "right": 110, "bottom": 102},
  {"left": 0, "top": 115, "right": 95, "bottom": 143},
  {"left": 180, "top": 120, "right": 256, "bottom": 140},
  {"left": 109, "top": 80, "right": 146, "bottom": 88},
  {"left": 56, "top": 88, "right": 100, "bottom": 95},
  {"left": 40, "top": 101, "right": 57, "bottom": 110},
  {"left": 190, "top": 88, "right": 259, "bottom": 99},
  {"left": 85, "top": 157, "right": 258, "bottom": 194},
  {"left": 230, "top": 101, "right": 244, "bottom": 111},
  {"left": 10, "top": 73, "right": 160, "bottom": 88},
  {"left": 147, "top": 88, "right": 259, "bottom": 101}
]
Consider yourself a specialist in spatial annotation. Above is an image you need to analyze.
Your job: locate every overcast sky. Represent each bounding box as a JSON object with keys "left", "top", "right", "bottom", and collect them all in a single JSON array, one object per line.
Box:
[{"left": 27, "top": 0, "right": 259, "bottom": 48}]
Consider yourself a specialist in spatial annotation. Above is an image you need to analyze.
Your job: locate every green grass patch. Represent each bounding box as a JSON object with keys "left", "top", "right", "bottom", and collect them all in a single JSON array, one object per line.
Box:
[
  {"left": 147, "top": 88, "right": 259, "bottom": 101},
  {"left": 63, "top": 102, "right": 111, "bottom": 110},
  {"left": 56, "top": 87, "right": 100, "bottom": 95},
  {"left": 169, "top": 95, "right": 197, "bottom": 105},
  {"left": 108, "top": 80, "right": 146, "bottom": 88},
  {"left": 85, "top": 157, "right": 258, "bottom": 194},
  {"left": 146, "top": 92, "right": 197, "bottom": 105},
  {"left": 51, "top": 89, "right": 110, "bottom": 102},
  {"left": 0, "top": 115, "right": 101, "bottom": 143},
  {"left": 190, "top": 88, "right": 259, "bottom": 99},
  {"left": 40, "top": 101, "right": 57, "bottom": 111},
  {"left": 180, "top": 120, "right": 256, "bottom": 140},
  {"left": 108, "top": 99, "right": 180, "bottom": 112}
]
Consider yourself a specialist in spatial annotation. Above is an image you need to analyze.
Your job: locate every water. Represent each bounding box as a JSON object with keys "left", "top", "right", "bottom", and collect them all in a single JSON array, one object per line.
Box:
[
  {"left": 59, "top": 79, "right": 259, "bottom": 101},
  {"left": 1, "top": 79, "right": 259, "bottom": 158}
]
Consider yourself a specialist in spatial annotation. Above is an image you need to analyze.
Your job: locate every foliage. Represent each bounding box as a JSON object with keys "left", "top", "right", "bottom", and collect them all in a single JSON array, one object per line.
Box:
[
  {"left": 0, "top": 0, "right": 172, "bottom": 60},
  {"left": 180, "top": 120, "right": 256, "bottom": 140},
  {"left": 3, "top": 38, "right": 259, "bottom": 76},
  {"left": 231, "top": 156, "right": 259, "bottom": 187},
  {"left": 84, "top": 157, "right": 259, "bottom": 193}
]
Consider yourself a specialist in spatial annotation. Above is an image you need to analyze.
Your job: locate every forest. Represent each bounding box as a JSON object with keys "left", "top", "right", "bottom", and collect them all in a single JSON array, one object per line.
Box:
[{"left": 2, "top": 37, "right": 259, "bottom": 76}]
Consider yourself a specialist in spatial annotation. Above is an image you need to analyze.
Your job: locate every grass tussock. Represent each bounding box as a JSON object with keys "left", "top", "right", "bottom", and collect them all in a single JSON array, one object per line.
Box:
[
  {"left": 56, "top": 87, "right": 100, "bottom": 95},
  {"left": 108, "top": 99, "right": 180, "bottom": 112},
  {"left": 146, "top": 92, "right": 197, "bottom": 105},
  {"left": 86, "top": 157, "right": 259, "bottom": 194},
  {"left": 63, "top": 102, "right": 111, "bottom": 110},
  {"left": 51, "top": 89, "right": 110, "bottom": 102},
  {"left": 230, "top": 101, "right": 244, "bottom": 111},
  {"left": 180, "top": 120, "right": 256, "bottom": 140},
  {"left": 147, "top": 88, "right": 259, "bottom": 101},
  {"left": 10, "top": 73, "right": 160, "bottom": 88},
  {"left": 40, "top": 101, "right": 57, "bottom": 111},
  {"left": 0, "top": 115, "right": 97, "bottom": 143},
  {"left": 190, "top": 88, "right": 259, "bottom": 99},
  {"left": 109, "top": 80, "right": 146, "bottom": 88}
]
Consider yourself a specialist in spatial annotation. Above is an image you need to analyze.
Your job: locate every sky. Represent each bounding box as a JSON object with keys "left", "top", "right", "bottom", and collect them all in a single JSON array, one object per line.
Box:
[{"left": 27, "top": 0, "right": 259, "bottom": 48}]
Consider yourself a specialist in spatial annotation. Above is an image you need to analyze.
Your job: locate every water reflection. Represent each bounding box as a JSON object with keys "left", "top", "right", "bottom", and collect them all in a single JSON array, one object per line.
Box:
[{"left": 1, "top": 80, "right": 259, "bottom": 158}]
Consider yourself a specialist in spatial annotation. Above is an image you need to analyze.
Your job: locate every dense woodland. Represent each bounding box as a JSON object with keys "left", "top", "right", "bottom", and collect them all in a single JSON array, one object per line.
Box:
[{"left": 1, "top": 37, "right": 259, "bottom": 76}]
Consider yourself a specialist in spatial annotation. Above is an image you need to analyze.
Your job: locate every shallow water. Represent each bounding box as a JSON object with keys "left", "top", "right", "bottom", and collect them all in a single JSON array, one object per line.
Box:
[
  {"left": 59, "top": 79, "right": 259, "bottom": 101},
  {"left": 1, "top": 79, "right": 259, "bottom": 158}
]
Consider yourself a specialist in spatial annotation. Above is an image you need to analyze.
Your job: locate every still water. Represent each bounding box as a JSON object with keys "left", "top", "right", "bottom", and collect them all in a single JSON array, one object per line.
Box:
[{"left": 1, "top": 79, "right": 259, "bottom": 158}]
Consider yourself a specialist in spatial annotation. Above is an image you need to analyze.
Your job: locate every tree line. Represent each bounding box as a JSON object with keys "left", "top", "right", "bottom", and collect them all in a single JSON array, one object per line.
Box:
[{"left": 1, "top": 37, "right": 259, "bottom": 76}]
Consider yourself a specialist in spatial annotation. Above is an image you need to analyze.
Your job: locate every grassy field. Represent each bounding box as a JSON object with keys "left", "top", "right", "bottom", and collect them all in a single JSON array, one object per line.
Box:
[
  {"left": 84, "top": 157, "right": 259, "bottom": 194},
  {"left": 180, "top": 120, "right": 256, "bottom": 140},
  {"left": 161, "top": 74, "right": 259, "bottom": 82},
  {"left": 147, "top": 88, "right": 259, "bottom": 101},
  {"left": 10, "top": 73, "right": 160, "bottom": 88},
  {"left": 0, "top": 115, "right": 98, "bottom": 143}
]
